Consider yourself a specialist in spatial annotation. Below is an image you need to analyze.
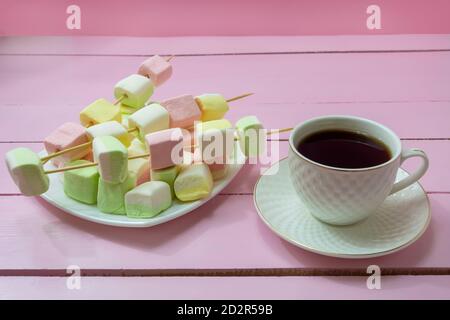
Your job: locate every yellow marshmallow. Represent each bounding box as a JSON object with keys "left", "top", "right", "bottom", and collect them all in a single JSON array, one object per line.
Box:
[
  {"left": 174, "top": 163, "right": 213, "bottom": 201},
  {"left": 195, "top": 94, "right": 229, "bottom": 122},
  {"left": 80, "top": 98, "right": 121, "bottom": 127}
]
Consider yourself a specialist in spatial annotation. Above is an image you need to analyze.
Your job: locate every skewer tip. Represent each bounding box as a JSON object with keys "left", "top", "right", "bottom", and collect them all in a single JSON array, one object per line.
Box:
[{"left": 226, "top": 92, "right": 254, "bottom": 103}]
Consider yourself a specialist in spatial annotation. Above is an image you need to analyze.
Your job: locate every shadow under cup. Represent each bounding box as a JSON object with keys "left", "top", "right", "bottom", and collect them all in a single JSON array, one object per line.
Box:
[{"left": 288, "top": 115, "right": 402, "bottom": 226}]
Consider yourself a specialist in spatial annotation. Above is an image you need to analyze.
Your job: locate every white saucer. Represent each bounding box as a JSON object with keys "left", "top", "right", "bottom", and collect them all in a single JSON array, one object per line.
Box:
[{"left": 254, "top": 158, "right": 431, "bottom": 259}]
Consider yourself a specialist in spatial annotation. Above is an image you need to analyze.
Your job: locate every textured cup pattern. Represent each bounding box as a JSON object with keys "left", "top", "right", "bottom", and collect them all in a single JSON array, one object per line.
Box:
[{"left": 288, "top": 148, "right": 400, "bottom": 225}]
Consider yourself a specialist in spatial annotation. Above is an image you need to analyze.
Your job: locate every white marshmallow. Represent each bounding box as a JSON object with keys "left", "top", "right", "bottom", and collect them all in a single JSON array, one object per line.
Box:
[
  {"left": 128, "top": 103, "right": 169, "bottom": 138},
  {"left": 114, "top": 74, "right": 154, "bottom": 109},
  {"left": 125, "top": 181, "right": 172, "bottom": 218},
  {"left": 93, "top": 136, "right": 128, "bottom": 184},
  {"left": 86, "top": 121, "right": 131, "bottom": 147}
]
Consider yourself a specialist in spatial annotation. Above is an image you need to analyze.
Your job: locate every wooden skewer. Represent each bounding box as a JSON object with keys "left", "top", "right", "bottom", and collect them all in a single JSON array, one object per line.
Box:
[
  {"left": 113, "top": 94, "right": 126, "bottom": 105},
  {"left": 127, "top": 127, "right": 139, "bottom": 133},
  {"left": 41, "top": 127, "right": 140, "bottom": 163},
  {"left": 44, "top": 153, "right": 151, "bottom": 175},
  {"left": 226, "top": 92, "right": 253, "bottom": 103},
  {"left": 41, "top": 141, "right": 92, "bottom": 163},
  {"left": 267, "top": 127, "right": 293, "bottom": 135},
  {"left": 166, "top": 55, "right": 175, "bottom": 62}
]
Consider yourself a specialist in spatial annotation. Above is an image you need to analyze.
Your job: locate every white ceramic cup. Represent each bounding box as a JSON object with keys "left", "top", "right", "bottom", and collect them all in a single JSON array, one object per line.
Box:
[{"left": 288, "top": 115, "right": 429, "bottom": 225}]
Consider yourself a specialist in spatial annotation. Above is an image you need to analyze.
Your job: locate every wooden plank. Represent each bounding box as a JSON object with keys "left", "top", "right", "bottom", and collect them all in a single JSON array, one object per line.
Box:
[
  {"left": 1, "top": 53, "right": 449, "bottom": 105},
  {"left": 2, "top": 101, "right": 450, "bottom": 142},
  {"left": 1, "top": 53, "right": 450, "bottom": 141},
  {"left": 1, "top": 276, "right": 450, "bottom": 299},
  {"left": 0, "top": 193, "right": 447, "bottom": 271},
  {"left": 0, "top": 140, "right": 448, "bottom": 194},
  {"left": 1, "top": 35, "right": 450, "bottom": 55}
]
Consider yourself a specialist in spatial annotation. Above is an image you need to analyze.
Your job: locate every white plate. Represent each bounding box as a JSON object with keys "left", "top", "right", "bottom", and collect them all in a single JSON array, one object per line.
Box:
[
  {"left": 254, "top": 158, "right": 431, "bottom": 259},
  {"left": 39, "top": 143, "right": 245, "bottom": 228}
]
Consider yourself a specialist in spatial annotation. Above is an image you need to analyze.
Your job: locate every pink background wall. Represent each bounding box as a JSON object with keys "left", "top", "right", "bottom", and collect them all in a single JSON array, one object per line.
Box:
[{"left": 1, "top": 0, "right": 450, "bottom": 36}]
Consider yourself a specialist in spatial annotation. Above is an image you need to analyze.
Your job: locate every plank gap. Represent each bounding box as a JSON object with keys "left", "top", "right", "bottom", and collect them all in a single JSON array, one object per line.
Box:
[
  {"left": 0, "top": 268, "right": 449, "bottom": 277},
  {"left": 2, "top": 48, "right": 450, "bottom": 58}
]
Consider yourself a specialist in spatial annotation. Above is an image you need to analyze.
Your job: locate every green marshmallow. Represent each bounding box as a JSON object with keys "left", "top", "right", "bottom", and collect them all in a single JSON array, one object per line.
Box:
[
  {"left": 97, "top": 174, "right": 136, "bottom": 215},
  {"left": 125, "top": 181, "right": 172, "bottom": 218},
  {"left": 150, "top": 166, "right": 179, "bottom": 198},
  {"left": 5, "top": 148, "right": 49, "bottom": 196},
  {"left": 235, "top": 116, "right": 266, "bottom": 157},
  {"left": 63, "top": 160, "right": 99, "bottom": 204}
]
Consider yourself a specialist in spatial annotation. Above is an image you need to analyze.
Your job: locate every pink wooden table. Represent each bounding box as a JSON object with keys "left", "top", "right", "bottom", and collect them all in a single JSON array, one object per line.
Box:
[{"left": 1, "top": 35, "right": 450, "bottom": 299}]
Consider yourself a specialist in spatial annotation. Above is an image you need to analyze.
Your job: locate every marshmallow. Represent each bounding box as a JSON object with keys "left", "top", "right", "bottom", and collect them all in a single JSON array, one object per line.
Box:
[
  {"left": 83, "top": 150, "right": 94, "bottom": 162},
  {"left": 129, "top": 158, "right": 150, "bottom": 186},
  {"left": 86, "top": 121, "right": 131, "bottom": 147},
  {"left": 195, "top": 94, "right": 229, "bottom": 122},
  {"left": 128, "top": 137, "right": 149, "bottom": 156},
  {"left": 121, "top": 114, "right": 129, "bottom": 129},
  {"left": 138, "top": 55, "right": 173, "bottom": 87},
  {"left": 151, "top": 166, "right": 179, "bottom": 198},
  {"left": 97, "top": 175, "right": 135, "bottom": 214},
  {"left": 195, "top": 119, "right": 234, "bottom": 164},
  {"left": 44, "top": 122, "right": 90, "bottom": 166},
  {"left": 145, "top": 128, "right": 184, "bottom": 170},
  {"left": 63, "top": 160, "right": 99, "bottom": 204},
  {"left": 208, "top": 162, "right": 228, "bottom": 180},
  {"left": 182, "top": 129, "right": 196, "bottom": 151},
  {"left": 174, "top": 163, "right": 213, "bottom": 201},
  {"left": 5, "top": 148, "right": 49, "bottom": 196},
  {"left": 128, "top": 103, "right": 169, "bottom": 139},
  {"left": 126, "top": 138, "right": 150, "bottom": 185},
  {"left": 120, "top": 103, "right": 137, "bottom": 115},
  {"left": 161, "top": 94, "right": 201, "bottom": 128},
  {"left": 235, "top": 116, "right": 266, "bottom": 157},
  {"left": 125, "top": 181, "right": 172, "bottom": 218},
  {"left": 80, "top": 98, "right": 121, "bottom": 127},
  {"left": 189, "top": 150, "right": 227, "bottom": 180},
  {"left": 93, "top": 136, "right": 128, "bottom": 184},
  {"left": 114, "top": 74, "right": 154, "bottom": 109}
]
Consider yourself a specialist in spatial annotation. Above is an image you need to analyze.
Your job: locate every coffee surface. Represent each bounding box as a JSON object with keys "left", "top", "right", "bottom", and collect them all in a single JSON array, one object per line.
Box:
[{"left": 296, "top": 130, "right": 391, "bottom": 169}]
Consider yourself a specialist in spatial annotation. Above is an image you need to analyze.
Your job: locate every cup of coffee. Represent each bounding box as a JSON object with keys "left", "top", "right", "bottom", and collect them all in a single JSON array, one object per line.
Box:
[{"left": 288, "top": 115, "right": 429, "bottom": 225}]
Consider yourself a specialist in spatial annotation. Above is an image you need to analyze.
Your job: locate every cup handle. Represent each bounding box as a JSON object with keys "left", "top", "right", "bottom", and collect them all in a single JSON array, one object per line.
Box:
[{"left": 390, "top": 148, "right": 429, "bottom": 195}]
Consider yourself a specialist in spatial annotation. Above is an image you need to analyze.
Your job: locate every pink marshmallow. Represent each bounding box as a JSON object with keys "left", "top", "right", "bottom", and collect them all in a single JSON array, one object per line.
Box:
[
  {"left": 161, "top": 94, "right": 201, "bottom": 129},
  {"left": 145, "top": 128, "right": 184, "bottom": 170},
  {"left": 138, "top": 55, "right": 172, "bottom": 87},
  {"left": 137, "top": 165, "right": 151, "bottom": 186},
  {"left": 44, "top": 122, "right": 90, "bottom": 166},
  {"left": 83, "top": 150, "right": 94, "bottom": 162}
]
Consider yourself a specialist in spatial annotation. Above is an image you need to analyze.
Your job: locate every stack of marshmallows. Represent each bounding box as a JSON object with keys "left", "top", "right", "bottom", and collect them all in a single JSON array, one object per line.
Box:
[{"left": 5, "top": 55, "right": 266, "bottom": 219}]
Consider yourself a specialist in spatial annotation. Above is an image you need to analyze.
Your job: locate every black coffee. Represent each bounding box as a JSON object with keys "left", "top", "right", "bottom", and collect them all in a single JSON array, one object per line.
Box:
[{"left": 296, "top": 130, "right": 391, "bottom": 169}]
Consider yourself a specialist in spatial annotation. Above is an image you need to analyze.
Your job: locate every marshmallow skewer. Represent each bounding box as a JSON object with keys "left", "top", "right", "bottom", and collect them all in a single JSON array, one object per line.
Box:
[
  {"left": 45, "top": 126, "right": 290, "bottom": 173},
  {"left": 41, "top": 124, "right": 290, "bottom": 164},
  {"left": 44, "top": 153, "right": 151, "bottom": 175},
  {"left": 114, "top": 55, "right": 175, "bottom": 105},
  {"left": 43, "top": 92, "right": 252, "bottom": 163},
  {"left": 40, "top": 126, "right": 139, "bottom": 163}
]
